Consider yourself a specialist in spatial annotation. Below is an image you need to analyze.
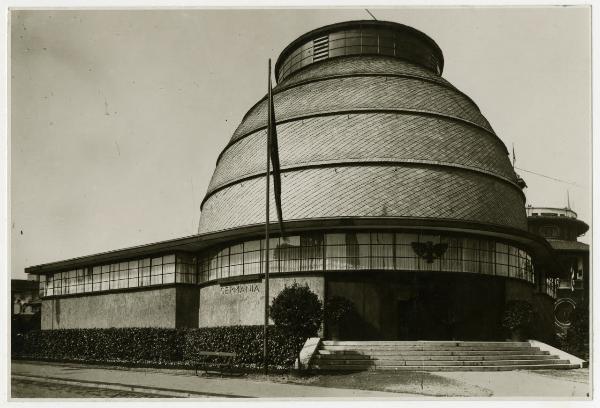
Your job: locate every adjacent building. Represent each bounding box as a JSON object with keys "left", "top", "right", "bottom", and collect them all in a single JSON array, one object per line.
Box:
[
  {"left": 11, "top": 279, "right": 41, "bottom": 334},
  {"left": 526, "top": 206, "right": 589, "bottom": 336},
  {"left": 24, "top": 20, "right": 580, "bottom": 341}
]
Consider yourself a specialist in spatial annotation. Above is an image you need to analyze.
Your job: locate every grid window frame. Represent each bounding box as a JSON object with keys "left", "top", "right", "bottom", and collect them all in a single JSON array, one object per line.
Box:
[{"left": 38, "top": 232, "right": 539, "bottom": 298}]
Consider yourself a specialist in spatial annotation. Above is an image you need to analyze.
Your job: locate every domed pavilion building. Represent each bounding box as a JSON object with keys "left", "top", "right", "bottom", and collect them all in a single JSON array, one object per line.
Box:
[{"left": 28, "top": 20, "right": 565, "bottom": 342}]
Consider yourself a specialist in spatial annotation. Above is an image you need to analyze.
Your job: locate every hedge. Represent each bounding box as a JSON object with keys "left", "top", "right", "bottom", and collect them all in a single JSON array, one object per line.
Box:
[
  {"left": 184, "top": 326, "right": 305, "bottom": 368},
  {"left": 15, "top": 328, "right": 185, "bottom": 365},
  {"left": 13, "top": 326, "right": 306, "bottom": 370}
]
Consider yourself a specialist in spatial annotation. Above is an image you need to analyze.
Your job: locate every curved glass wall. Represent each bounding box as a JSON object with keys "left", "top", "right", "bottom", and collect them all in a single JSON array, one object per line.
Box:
[
  {"left": 38, "top": 232, "right": 542, "bottom": 298},
  {"left": 277, "top": 27, "right": 443, "bottom": 82},
  {"left": 199, "top": 231, "right": 535, "bottom": 284}
]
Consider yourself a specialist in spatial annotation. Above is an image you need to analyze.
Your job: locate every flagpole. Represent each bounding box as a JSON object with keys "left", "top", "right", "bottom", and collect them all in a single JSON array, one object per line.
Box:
[{"left": 263, "top": 59, "right": 272, "bottom": 376}]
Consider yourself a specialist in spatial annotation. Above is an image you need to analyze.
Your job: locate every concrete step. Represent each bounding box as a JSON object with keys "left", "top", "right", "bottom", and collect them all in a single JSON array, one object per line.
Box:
[
  {"left": 315, "top": 354, "right": 559, "bottom": 361},
  {"left": 321, "top": 345, "right": 542, "bottom": 352},
  {"left": 310, "top": 363, "right": 580, "bottom": 372},
  {"left": 321, "top": 341, "right": 531, "bottom": 347},
  {"left": 311, "top": 341, "right": 577, "bottom": 372},
  {"left": 315, "top": 359, "right": 570, "bottom": 367},
  {"left": 317, "top": 349, "right": 550, "bottom": 356}
]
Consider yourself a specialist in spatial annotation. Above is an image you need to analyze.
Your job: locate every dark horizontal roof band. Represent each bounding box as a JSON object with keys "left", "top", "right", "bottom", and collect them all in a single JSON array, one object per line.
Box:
[{"left": 200, "top": 159, "right": 526, "bottom": 210}]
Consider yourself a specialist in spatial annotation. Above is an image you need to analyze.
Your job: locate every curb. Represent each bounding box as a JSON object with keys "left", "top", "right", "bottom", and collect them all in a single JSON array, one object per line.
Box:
[{"left": 12, "top": 374, "right": 249, "bottom": 398}]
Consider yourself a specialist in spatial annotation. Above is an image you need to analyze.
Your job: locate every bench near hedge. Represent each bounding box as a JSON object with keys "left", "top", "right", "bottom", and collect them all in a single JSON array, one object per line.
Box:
[
  {"left": 13, "top": 326, "right": 306, "bottom": 371},
  {"left": 194, "top": 351, "right": 237, "bottom": 376}
]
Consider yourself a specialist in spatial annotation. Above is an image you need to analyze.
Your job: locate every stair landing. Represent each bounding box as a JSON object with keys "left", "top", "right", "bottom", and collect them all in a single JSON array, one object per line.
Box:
[{"left": 310, "top": 341, "right": 580, "bottom": 372}]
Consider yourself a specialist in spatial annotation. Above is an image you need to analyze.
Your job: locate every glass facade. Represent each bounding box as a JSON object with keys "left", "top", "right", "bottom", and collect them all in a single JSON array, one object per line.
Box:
[
  {"left": 39, "top": 254, "right": 196, "bottom": 297},
  {"left": 278, "top": 27, "right": 443, "bottom": 81},
  {"left": 199, "top": 232, "right": 535, "bottom": 285},
  {"left": 38, "top": 232, "right": 546, "bottom": 298}
]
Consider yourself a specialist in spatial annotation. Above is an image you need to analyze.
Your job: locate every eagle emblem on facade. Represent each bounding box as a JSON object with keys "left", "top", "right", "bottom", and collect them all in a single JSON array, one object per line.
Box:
[{"left": 411, "top": 241, "right": 449, "bottom": 263}]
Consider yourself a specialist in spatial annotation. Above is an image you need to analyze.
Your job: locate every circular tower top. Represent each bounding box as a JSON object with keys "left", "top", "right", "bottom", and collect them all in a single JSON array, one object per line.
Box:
[
  {"left": 526, "top": 206, "right": 589, "bottom": 238},
  {"left": 275, "top": 20, "right": 445, "bottom": 82}
]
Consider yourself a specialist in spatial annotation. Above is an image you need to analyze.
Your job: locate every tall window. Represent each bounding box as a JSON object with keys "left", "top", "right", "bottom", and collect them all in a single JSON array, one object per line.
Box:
[
  {"left": 396, "top": 233, "right": 419, "bottom": 270},
  {"left": 229, "top": 244, "right": 244, "bottom": 277},
  {"left": 325, "top": 233, "right": 346, "bottom": 270},
  {"left": 495, "top": 243, "right": 509, "bottom": 277},
  {"left": 371, "top": 233, "right": 394, "bottom": 270},
  {"left": 301, "top": 234, "right": 323, "bottom": 271},
  {"left": 244, "top": 240, "right": 262, "bottom": 275},
  {"left": 440, "top": 236, "right": 461, "bottom": 272},
  {"left": 277, "top": 236, "right": 302, "bottom": 273},
  {"left": 462, "top": 238, "right": 479, "bottom": 273}
]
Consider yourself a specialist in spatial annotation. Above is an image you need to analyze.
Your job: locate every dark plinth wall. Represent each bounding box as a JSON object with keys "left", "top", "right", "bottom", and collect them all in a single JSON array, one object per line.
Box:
[{"left": 326, "top": 272, "right": 543, "bottom": 341}]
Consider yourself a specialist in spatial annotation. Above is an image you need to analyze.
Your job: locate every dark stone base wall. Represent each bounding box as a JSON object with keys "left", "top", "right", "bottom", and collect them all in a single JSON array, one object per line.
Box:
[
  {"left": 505, "top": 279, "right": 556, "bottom": 343},
  {"left": 531, "top": 294, "right": 558, "bottom": 343},
  {"left": 325, "top": 272, "right": 551, "bottom": 341}
]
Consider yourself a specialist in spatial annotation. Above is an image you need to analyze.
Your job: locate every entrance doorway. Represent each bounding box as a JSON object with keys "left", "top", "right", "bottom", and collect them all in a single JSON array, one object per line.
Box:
[
  {"left": 327, "top": 272, "right": 505, "bottom": 341},
  {"left": 396, "top": 276, "right": 462, "bottom": 340},
  {"left": 396, "top": 298, "right": 420, "bottom": 340}
]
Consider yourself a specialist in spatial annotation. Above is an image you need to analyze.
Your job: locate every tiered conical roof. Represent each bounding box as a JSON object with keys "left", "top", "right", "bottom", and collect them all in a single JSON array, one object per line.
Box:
[{"left": 199, "top": 20, "right": 526, "bottom": 234}]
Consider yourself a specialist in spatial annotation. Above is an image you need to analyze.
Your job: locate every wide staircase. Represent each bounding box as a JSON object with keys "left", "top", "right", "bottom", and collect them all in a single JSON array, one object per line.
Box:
[{"left": 311, "top": 341, "right": 580, "bottom": 371}]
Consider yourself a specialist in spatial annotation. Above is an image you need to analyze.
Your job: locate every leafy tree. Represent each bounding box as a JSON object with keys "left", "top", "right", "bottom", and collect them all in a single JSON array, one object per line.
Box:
[{"left": 270, "top": 283, "right": 323, "bottom": 338}]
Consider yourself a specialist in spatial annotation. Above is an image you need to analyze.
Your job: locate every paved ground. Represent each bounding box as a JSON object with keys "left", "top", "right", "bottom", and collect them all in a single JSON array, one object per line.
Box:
[
  {"left": 12, "top": 378, "right": 163, "bottom": 398},
  {"left": 280, "top": 370, "right": 493, "bottom": 397},
  {"left": 10, "top": 360, "right": 590, "bottom": 399},
  {"left": 435, "top": 370, "right": 590, "bottom": 398},
  {"left": 11, "top": 361, "right": 401, "bottom": 398}
]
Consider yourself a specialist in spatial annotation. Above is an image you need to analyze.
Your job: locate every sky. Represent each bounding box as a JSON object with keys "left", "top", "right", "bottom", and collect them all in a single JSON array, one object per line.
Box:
[{"left": 9, "top": 7, "right": 592, "bottom": 279}]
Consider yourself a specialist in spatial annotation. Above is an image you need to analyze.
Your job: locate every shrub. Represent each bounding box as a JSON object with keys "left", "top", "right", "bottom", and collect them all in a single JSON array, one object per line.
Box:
[
  {"left": 502, "top": 300, "right": 536, "bottom": 340},
  {"left": 269, "top": 283, "right": 323, "bottom": 338},
  {"left": 501, "top": 300, "right": 535, "bottom": 334}
]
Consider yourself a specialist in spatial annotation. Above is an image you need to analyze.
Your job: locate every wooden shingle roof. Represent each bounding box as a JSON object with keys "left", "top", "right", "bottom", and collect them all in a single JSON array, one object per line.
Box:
[{"left": 199, "top": 27, "right": 526, "bottom": 235}]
